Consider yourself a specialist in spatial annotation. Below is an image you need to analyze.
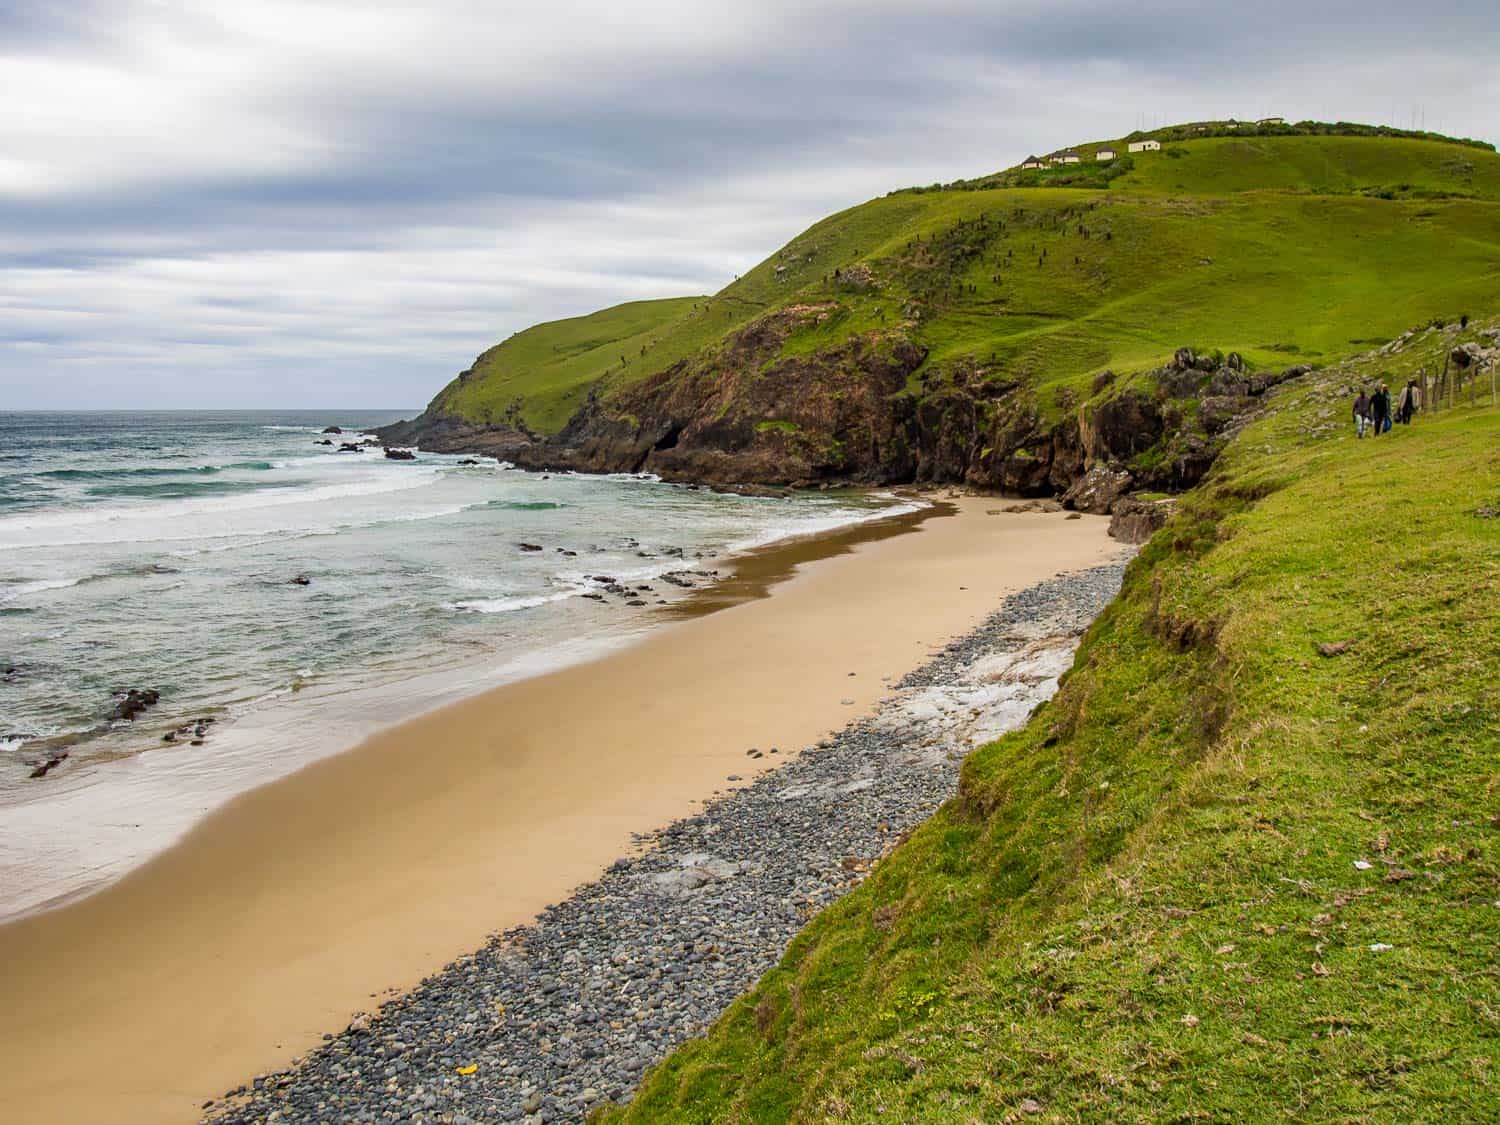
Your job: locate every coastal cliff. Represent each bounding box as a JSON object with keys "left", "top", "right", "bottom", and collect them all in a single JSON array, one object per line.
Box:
[{"left": 382, "top": 330, "right": 1304, "bottom": 542}]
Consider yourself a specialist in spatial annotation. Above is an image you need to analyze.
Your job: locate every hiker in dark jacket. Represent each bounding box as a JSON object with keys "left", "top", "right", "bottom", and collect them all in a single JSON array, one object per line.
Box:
[
  {"left": 1371, "top": 383, "right": 1392, "bottom": 435},
  {"left": 1353, "top": 389, "right": 1372, "bottom": 438}
]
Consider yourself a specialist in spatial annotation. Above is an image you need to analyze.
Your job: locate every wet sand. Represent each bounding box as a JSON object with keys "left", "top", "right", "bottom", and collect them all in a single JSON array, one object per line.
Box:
[{"left": 0, "top": 499, "right": 1122, "bottom": 1124}]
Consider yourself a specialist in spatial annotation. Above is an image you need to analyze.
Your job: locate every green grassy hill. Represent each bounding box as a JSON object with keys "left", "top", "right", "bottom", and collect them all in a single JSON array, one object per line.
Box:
[
  {"left": 1113, "top": 134, "right": 1500, "bottom": 199},
  {"left": 427, "top": 296, "right": 704, "bottom": 434},
  {"left": 414, "top": 128, "right": 1500, "bottom": 448},
  {"left": 600, "top": 320, "right": 1500, "bottom": 1122}
]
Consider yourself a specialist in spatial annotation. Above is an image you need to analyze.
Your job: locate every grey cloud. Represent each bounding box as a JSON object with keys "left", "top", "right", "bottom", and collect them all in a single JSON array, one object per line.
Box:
[{"left": 0, "top": 0, "right": 1496, "bottom": 408}]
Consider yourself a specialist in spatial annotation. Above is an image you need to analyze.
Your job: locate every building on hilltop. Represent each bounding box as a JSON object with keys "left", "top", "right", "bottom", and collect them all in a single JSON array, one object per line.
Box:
[
  {"left": 1095, "top": 146, "right": 1117, "bottom": 162},
  {"left": 1128, "top": 139, "right": 1161, "bottom": 153},
  {"left": 1258, "top": 116, "right": 1285, "bottom": 126},
  {"left": 1021, "top": 155, "right": 1044, "bottom": 169},
  {"left": 1050, "top": 150, "right": 1081, "bottom": 165}
]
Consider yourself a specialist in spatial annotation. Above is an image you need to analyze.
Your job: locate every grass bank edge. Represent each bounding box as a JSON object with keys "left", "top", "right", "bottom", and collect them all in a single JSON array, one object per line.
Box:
[{"left": 599, "top": 326, "right": 1500, "bottom": 1122}]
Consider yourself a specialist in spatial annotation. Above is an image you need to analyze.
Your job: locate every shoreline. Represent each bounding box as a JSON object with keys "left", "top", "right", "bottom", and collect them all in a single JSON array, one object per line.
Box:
[
  {"left": 209, "top": 560, "right": 1129, "bottom": 1122},
  {"left": 0, "top": 499, "right": 1124, "bottom": 1124},
  {"left": 0, "top": 486, "right": 925, "bottom": 922}
]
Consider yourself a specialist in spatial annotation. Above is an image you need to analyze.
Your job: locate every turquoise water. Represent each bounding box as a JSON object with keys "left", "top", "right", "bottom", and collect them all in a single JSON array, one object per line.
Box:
[{"left": 0, "top": 412, "right": 912, "bottom": 914}]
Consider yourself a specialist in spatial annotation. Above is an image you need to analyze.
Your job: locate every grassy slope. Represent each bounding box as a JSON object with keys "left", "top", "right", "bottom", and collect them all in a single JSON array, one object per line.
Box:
[
  {"left": 602, "top": 324, "right": 1500, "bottom": 1121},
  {"left": 1113, "top": 135, "right": 1500, "bottom": 199},
  {"left": 426, "top": 133, "right": 1500, "bottom": 435},
  {"left": 428, "top": 296, "right": 705, "bottom": 434}
]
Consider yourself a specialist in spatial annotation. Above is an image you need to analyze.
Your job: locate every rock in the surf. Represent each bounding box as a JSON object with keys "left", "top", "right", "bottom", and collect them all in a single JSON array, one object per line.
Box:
[{"left": 112, "top": 688, "right": 161, "bottom": 721}]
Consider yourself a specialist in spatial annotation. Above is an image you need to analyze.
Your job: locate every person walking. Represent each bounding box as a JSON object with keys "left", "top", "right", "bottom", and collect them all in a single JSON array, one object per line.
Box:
[
  {"left": 1371, "top": 382, "right": 1392, "bottom": 435},
  {"left": 1353, "top": 388, "right": 1371, "bottom": 438},
  {"left": 1397, "top": 379, "right": 1420, "bottom": 424}
]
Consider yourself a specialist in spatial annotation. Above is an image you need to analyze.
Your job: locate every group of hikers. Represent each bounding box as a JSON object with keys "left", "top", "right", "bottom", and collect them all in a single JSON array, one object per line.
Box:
[{"left": 1352, "top": 379, "right": 1420, "bottom": 437}]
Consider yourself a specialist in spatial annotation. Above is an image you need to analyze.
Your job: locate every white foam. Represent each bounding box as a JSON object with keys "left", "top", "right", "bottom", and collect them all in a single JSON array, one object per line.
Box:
[
  {"left": 444, "top": 591, "right": 580, "bottom": 614},
  {"left": 723, "top": 496, "right": 927, "bottom": 554},
  {"left": 0, "top": 463, "right": 447, "bottom": 548},
  {"left": 0, "top": 738, "right": 24, "bottom": 753},
  {"left": 0, "top": 576, "right": 85, "bottom": 604}
]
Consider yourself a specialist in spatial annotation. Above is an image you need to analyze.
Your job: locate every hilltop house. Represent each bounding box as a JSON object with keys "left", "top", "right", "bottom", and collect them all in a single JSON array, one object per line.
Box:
[
  {"left": 1258, "top": 116, "right": 1285, "bottom": 126},
  {"left": 1128, "top": 139, "right": 1161, "bottom": 153},
  {"left": 1095, "top": 146, "right": 1117, "bottom": 162},
  {"left": 1051, "top": 150, "right": 1082, "bottom": 165},
  {"left": 1021, "top": 155, "right": 1044, "bottom": 169}
]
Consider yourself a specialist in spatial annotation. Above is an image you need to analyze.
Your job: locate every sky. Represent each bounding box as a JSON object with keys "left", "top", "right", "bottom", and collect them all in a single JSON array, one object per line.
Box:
[{"left": 2, "top": 1, "right": 1497, "bottom": 410}]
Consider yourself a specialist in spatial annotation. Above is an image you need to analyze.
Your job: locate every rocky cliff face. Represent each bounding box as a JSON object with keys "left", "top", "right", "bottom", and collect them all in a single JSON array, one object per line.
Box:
[{"left": 379, "top": 314, "right": 1307, "bottom": 536}]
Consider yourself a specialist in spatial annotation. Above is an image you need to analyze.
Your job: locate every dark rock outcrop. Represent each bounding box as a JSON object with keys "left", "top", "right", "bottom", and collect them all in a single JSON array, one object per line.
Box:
[
  {"left": 1108, "top": 496, "right": 1176, "bottom": 544},
  {"left": 376, "top": 331, "right": 1312, "bottom": 542},
  {"left": 1061, "top": 465, "right": 1134, "bottom": 515},
  {"left": 112, "top": 688, "right": 160, "bottom": 721}
]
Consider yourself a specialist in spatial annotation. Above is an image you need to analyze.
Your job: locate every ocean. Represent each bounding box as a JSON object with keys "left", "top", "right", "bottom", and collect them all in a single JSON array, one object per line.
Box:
[{"left": 0, "top": 411, "right": 915, "bottom": 917}]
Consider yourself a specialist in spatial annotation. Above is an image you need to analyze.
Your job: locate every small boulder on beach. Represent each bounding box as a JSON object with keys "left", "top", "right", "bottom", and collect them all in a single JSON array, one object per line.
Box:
[{"left": 28, "top": 751, "right": 68, "bottom": 779}]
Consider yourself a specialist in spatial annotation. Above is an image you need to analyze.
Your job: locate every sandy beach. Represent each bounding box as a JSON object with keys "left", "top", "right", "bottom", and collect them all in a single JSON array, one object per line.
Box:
[{"left": 0, "top": 498, "right": 1122, "bottom": 1124}]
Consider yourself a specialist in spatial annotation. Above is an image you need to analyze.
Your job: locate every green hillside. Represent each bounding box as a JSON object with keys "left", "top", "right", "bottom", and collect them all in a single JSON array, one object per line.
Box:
[
  {"left": 420, "top": 128, "right": 1500, "bottom": 439},
  {"left": 601, "top": 321, "right": 1500, "bottom": 1122},
  {"left": 428, "top": 296, "right": 704, "bottom": 434},
  {"left": 1114, "top": 134, "right": 1500, "bottom": 199}
]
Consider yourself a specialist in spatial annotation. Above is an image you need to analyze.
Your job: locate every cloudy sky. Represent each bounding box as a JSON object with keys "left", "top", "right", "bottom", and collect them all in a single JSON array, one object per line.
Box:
[{"left": 2, "top": 1, "right": 1496, "bottom": 410}]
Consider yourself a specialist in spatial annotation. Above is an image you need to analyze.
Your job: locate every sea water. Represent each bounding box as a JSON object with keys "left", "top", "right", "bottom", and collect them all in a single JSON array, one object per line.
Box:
[{"left": 0, "top": 411, "right": 915, "bottom": 916}]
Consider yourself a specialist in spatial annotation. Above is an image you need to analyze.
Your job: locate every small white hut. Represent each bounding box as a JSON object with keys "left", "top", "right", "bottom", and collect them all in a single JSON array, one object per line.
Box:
[
  {"left": 1021, "top": 155, "right": 1044, "bottom": 170},
  {"left": 1095, "top": 147, "right": 1118, "bottom": 162},
  {"left": 1053, "top": 150, "right": 1082, "bottom": 165},
  {"left": 1128, "top": 139, "right": 1161, "bottom": 153}
]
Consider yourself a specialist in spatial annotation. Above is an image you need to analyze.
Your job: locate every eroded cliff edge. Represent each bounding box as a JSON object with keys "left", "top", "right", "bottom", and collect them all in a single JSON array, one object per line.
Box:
[{"left": 378, "top": 329, "right": 1307, "bottom": 542}]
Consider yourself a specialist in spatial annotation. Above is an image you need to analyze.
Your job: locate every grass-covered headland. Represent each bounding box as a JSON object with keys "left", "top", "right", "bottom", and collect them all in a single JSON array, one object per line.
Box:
[
  {"left": 387, "top": 124, "right": 1500, "bottom": 494},
  {"left": 600, "top": 324, "right": 1500, "bottom": 1121}
]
